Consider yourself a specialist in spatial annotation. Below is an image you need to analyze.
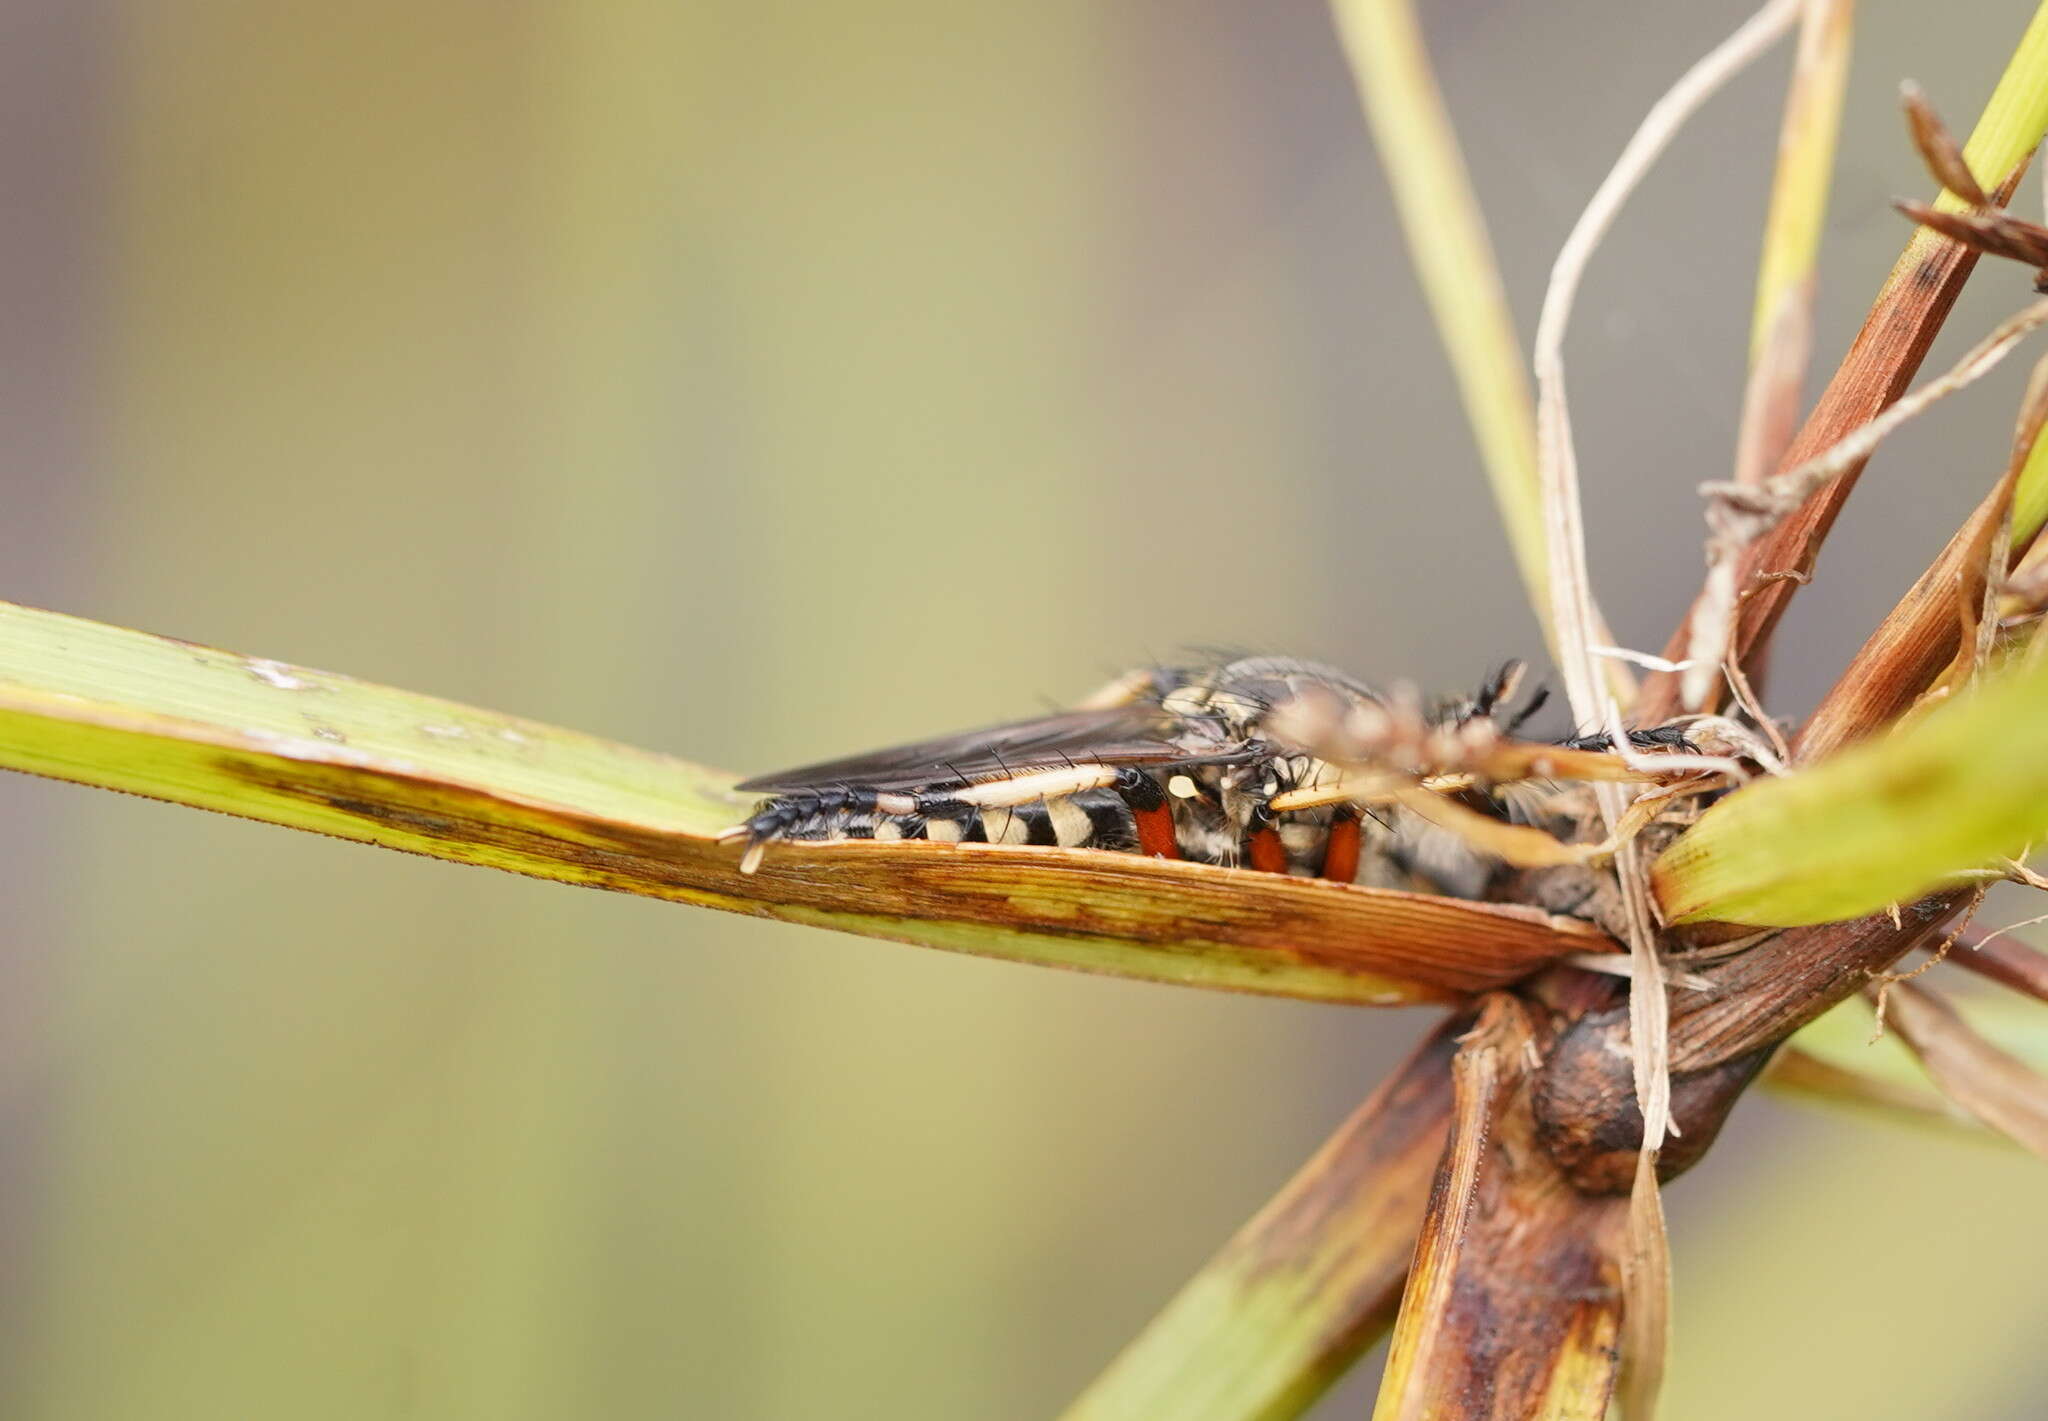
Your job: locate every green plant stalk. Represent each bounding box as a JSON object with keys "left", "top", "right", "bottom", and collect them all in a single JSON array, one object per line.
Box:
[
  {"left": 2012, "top": 416, "right": 2048, "bottom": 549},
  {"left": 1945, "top": 3, "right": 2048, "bottom": 210},
  {"left": 1329, "top": 0, "right": 1550, "bottom": 642},
  {"left": 1949, "top": 3, "right": 2048, "bottom": 553},
  {"left": 1747, "top": 0, "right": 1853, "bottom": 367}
]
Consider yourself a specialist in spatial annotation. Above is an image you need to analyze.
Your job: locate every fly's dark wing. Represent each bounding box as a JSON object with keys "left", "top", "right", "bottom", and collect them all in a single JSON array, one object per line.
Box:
[{"left": 735, "top": 705, "right": 1183, "bottom": 794}]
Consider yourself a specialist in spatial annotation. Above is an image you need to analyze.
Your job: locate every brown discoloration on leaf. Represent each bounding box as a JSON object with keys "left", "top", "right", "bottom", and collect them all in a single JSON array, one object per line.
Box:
[
  {"left": 225, "top": 754, "right": 1606, "bottom": 1003},
  {"left": 1374, "top": 996, "right": 1626, "bottom": 1421},
  {"left": 1064, "top": 1018, "right": 1461, "bottom": 1421},
  {"left": 0, "top": 681, "right": 1610, "bottom": 1006},
  {"left": 0, "top": 601, "right": 1616, "bottom": 1006}
]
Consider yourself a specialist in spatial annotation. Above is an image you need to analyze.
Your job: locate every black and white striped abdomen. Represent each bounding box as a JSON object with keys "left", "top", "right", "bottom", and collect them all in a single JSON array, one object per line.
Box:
[{"left": 738, "top": 782, "right": 1139, "bottom": 867}]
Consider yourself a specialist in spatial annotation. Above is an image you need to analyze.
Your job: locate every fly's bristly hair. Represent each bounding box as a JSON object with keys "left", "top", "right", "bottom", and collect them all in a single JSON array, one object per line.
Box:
[{"left": 724, "top": 654, "right": 1688, "bottom": 891}]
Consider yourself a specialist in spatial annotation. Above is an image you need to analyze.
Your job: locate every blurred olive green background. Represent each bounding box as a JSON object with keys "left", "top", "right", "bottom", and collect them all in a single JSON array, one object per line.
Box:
[{"left": 3, "top": 2, "right": 2046, "bottom": 1417}]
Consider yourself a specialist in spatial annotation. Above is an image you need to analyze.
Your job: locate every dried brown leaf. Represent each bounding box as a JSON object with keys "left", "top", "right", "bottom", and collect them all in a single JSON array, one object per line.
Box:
[
  {"left": 1894, "top": 199, "right": 2048, "bottom": 272},
  {"left": 1901, "top": 81, "right": 1991, "bottom": 207},
  {"left": 1884, "top": 981, "right": 2048, "bottom": 1157},
  {"left": 1794, "top": 355, "right": 2047, "bottom": 758},
  {"left": 1616, "top": 1151, "right": 1671, "bottom": 1421}
]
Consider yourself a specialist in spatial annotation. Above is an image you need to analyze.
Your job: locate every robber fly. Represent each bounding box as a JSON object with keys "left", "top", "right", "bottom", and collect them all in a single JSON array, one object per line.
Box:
[{"left": 725, "top": 655, "right": 1687, "bottom": 896}]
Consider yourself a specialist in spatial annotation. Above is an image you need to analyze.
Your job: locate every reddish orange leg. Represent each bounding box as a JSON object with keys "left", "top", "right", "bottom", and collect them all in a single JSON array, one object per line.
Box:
[
  {"left": 1246, "top": 823, "right": 1289, "bottom": 874},
  {"left": 1116, "top": 769, "right": 1181, "bottom": 860},
  {"left": 1134, "top": 805, "right": 1181, "bottom": 859},
  {"left": 1319, "top": 809, "right": 1362, "bottom": 883}
]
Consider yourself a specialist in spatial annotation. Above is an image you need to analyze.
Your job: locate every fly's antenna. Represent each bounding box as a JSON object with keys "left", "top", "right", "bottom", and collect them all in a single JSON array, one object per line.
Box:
[
  {"left": 1469, "top": 660, "right": 1528, "bottom": 720},
  {"left": 1504, "top": 683, "right": 1551, "bottom": 736}
]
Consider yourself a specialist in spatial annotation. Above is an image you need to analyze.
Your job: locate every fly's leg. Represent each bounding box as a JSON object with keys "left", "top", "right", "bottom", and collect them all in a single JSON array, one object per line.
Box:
[
  {"left": 1243, "top": 802, "right": 1289, "bottom": 874},
  {"left": 1113, "top": 767, "right": 1180, "bottom": 860},
  {"left": 1318, "top": 808, "right": 1363, "bottom": 883}
]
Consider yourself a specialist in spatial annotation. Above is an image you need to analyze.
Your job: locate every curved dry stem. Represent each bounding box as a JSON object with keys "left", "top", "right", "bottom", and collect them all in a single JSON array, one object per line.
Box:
[
  {"left": 1535, "top": 0, "right": 1802, "bottom": 740},
  {"left": 1531, "top": 15, "right": 1803, "bottom": 1352}
]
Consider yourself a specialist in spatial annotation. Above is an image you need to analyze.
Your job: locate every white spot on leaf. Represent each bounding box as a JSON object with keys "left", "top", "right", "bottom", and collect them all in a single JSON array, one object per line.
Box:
[{"left": 247, "top": 659, "right": 309, "bottom": 691}]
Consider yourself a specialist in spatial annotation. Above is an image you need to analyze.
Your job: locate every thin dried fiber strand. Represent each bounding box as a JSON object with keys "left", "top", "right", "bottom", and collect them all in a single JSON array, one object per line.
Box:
[
  {"left": 1531, "top": 7, "right": 1799, "bottom": 1414},
  {"left": 1714, "top": 297, "right": 2048, "bottom": 543},
  {"left": 1616, "top": 1148, "right": 1674, "bottom": 1419},
  {"left": 1534, "top": 0, "right": 1801, "bottom": 744},
  {"left": 1974, "top": 910, "right": 2048, "bottom": 952},
  {"left": 1535, "top": 0, "right": 1799, "bottom": 1144}
]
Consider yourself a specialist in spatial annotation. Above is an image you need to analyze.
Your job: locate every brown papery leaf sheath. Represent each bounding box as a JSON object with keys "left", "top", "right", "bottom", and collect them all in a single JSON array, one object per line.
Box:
[
  {"left": 1374, "top": 996, "right": 1627, "bottom": 1421},
  {"left": 1795, "top": 363, "right": 2047, "bottom": 760}
]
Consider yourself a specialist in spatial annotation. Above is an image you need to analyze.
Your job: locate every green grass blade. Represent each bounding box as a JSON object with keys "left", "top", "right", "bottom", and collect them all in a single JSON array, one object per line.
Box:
[
  {"left": 1329, "top": 0, "right": 1549, "bottom": 640},
  {"left": 0, "top": 601, "right": 1609, "bottom": 1003},
  {"left": 1063, "top": 1018, "right": 1459, "bottom": 1421},
  {"left": 1654, "top": 648, "right": 2048, "bottom": 925},
  {"left": 2011, "top": 408, "right": 2048, "bottom": 550}
]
